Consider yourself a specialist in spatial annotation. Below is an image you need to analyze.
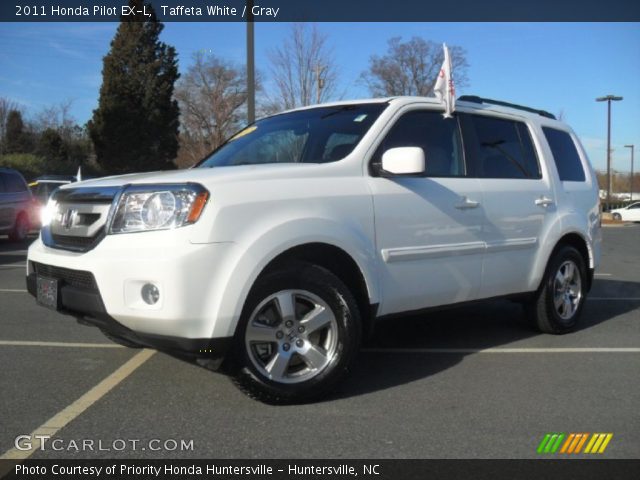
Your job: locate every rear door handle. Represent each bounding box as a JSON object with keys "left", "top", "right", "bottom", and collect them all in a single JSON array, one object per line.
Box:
[
  {"left": 535, "top": 196, "right": 554, "bottom": 207},
  {"left": 455, "top": 197, "right": 480, "bottom": 210}
]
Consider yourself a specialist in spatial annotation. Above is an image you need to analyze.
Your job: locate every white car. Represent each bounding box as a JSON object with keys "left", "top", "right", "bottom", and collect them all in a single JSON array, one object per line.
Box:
[
  {"left": 611, "top": 202, "right": 640, "bottom": 222},
  {"left": 26, "top": 96, "right": 601, "bottom": 403}
]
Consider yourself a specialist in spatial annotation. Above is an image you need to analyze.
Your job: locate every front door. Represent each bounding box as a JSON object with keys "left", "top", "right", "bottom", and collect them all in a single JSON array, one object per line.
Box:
[{"left": 369, "top": 109, "right": 485, "bottom": 316}]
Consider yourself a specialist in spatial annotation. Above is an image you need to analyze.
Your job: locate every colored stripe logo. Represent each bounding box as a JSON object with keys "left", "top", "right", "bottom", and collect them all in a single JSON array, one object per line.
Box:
[{"left": 537, "top": 433, "right": 613, "bottom": 454}]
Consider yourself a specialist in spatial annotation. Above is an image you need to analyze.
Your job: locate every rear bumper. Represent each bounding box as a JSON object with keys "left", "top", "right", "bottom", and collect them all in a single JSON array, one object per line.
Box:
[{"left": 26, "top": 272, "right": 233, "bottom": 364}]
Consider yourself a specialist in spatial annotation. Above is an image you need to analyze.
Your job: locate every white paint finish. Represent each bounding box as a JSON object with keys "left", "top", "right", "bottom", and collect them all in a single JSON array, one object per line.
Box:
[
  {"left": 370, "top": 176, "right": 485, "bottom": 314},
  {"left": 610, "top": 202, "right": 640, "bottom": 221},
  {"left": 24, "top": 96, "right": 601, "bottom": 346},
  {"left": 381, "top": 147, "right": 425, "bottom": 175}
]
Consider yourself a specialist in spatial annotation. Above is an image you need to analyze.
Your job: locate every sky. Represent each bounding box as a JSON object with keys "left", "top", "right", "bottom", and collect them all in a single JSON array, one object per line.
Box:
[{"left": 0, "top": 21, "right": 638, "bottom": 172}]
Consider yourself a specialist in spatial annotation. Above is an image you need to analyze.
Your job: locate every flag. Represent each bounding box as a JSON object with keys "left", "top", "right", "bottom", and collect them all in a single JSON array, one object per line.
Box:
[
  {"left": 433, "top": 43, "right": 456, "bottom": 118},
  {"left": 76, "top": 166, "right": 82, "bottom": 182}
]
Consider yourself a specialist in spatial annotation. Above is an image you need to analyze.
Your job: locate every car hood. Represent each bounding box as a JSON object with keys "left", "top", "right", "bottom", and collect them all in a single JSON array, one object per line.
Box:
[{"left": 64, "top": 163, "right": 327, "bottom": 190}]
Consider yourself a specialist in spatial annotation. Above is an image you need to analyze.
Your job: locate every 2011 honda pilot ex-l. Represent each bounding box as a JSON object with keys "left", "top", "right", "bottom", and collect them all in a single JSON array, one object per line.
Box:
[{"left": 26, "top": 96, "right": 601, "bottom": 403}]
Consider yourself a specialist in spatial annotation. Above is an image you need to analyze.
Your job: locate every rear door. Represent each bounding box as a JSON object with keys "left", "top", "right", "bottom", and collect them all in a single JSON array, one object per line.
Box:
[
  {"left": 460, "top": 113, "right": 556, "bottom": 298},
  {"left": 369, "top": 108, "right": 485, "bottom": 315}
]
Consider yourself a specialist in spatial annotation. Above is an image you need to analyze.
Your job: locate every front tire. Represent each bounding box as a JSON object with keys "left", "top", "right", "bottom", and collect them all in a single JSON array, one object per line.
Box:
[
  {"left": 612, "top": 212, "right": 622, "bottom": 221},
  {"left": 526, "top": 245, "right": 587, "bottom": 334},
  {"left": 231, "top": 262, "right": 361, "bottom": 404}
]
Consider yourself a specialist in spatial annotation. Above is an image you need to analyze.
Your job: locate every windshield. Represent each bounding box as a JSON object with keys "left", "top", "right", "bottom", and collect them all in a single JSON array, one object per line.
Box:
[{"left": 198, "top": 103, "right": 387, "bottom": 168}]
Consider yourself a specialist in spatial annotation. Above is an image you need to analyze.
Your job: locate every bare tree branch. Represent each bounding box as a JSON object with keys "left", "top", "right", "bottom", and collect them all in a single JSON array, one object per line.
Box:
[
  {"left": 174, "top": 52, "right": 255, "bottom": 168},
  {"left": 266, "top": 23, "right": 339, "bottom": 113},
  {"left": 361, "top": 37, "right": 469, "bottom": 97}
]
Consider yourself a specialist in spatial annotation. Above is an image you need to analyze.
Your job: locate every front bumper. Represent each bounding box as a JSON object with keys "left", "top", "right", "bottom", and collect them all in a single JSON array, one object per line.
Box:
[
  {"left": 26, "top": 271, "right": 232, "bottom": 361},
  {"left": 27, "top": 230, "right": 237, "bottom": 360}
]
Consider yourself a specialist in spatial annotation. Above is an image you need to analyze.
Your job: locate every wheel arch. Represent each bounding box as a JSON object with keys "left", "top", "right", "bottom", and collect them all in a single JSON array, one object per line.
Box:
[
  {"left": 541, "top": 232, "right": 594, "bottom": 292},
  {"left": 259, "top": 242, "right": 378, "bottom": 339}
]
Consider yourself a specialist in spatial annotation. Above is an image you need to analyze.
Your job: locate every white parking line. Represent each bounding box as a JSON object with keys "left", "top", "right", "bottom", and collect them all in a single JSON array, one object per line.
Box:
[
  {"left": 0, "top": 340, "right": 122, "bottom": 348},
  {"left": 363, "top": 347, "right": 640, "bottom": 354},
  {"left": 594, "top": 273, "right": 612, "bottom": 277},
  {"left": 0, "top": 289, "right": 27, "bottom": 293},
  {"left": 0, "top": 348, "right": 155, "bottom": 460},
  {"left": 0, "top": 265, "right": 26, "bottom": 269}
]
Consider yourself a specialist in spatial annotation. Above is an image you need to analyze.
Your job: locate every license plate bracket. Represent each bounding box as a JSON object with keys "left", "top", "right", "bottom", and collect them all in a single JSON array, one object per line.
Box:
[{"left": 36, "top": 276, "right": 59, "bottom": 310}]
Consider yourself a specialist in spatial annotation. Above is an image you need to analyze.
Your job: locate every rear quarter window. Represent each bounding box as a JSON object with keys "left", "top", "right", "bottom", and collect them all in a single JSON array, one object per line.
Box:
[{"left": 542, "top": 127, "right": 586, "bottom": 182}]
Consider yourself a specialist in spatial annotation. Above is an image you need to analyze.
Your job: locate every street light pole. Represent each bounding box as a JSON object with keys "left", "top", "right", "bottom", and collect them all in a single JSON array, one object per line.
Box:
[
  {"left": 246, "top": 0, "right": 255, "bottom": 124},
  {"left": 625, "top": 144, "right": 635, "bottom": 202},
  {"left": 596, "top": 95, "right": 623, "bottom": 210}
]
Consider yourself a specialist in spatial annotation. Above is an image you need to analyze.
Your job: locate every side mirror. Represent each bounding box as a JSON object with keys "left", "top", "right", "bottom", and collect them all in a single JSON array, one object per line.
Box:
[{"left": 381, "top": 147, "right": 426, "bottom": 176}]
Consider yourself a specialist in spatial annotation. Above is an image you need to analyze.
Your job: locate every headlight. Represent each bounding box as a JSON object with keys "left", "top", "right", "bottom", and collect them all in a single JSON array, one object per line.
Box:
[
  {"left": 41, "top": 199, "right": 58, "bottom": 227},
  {"left": 109, "top": 184, "right": 209, "bottom": 234}
]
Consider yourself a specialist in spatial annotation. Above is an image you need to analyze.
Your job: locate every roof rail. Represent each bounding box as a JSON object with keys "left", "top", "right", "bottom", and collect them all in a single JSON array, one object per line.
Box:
[{"left": 458, "top": 95, "right": 556, "bottom": 120}]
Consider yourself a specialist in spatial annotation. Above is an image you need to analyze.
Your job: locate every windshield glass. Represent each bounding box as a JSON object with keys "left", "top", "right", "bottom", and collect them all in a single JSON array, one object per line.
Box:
[{"left": 198, "top": 103, "right": 387, "bottom": 168}]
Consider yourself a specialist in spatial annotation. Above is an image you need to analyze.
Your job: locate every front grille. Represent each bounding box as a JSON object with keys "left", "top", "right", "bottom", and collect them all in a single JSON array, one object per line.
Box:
[
  {"left": 51, "top": 228, "right": 105, "bottom": 251},
  {"left": 43, "top": 186, "right": 119, "bottom": 253},
  {"left": 32, "top": 262, "right": 98, "bottom": 292}
]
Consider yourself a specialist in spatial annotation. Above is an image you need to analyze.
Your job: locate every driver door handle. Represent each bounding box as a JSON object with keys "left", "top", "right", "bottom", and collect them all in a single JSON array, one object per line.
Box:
[
  {"left": 535, "top": 196, "right": 555, "bottom": 207},
  {"left": 455, "top": 197, "right": 480, "bottom": 210}
]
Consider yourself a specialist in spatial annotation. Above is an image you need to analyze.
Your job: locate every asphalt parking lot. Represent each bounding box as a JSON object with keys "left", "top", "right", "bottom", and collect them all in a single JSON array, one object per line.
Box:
[{"left": 0, "top": 226, "right": 638, "bottom": 460}]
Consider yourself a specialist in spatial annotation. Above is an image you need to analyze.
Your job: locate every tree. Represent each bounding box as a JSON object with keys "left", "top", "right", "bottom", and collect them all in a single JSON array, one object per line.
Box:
[
  {"left": 267, "top": 23, "right": 339, "bottom": 112},
  {"left": 3, "top": 110, "right": 29, "bottom": 154},
  {"left": 361, "top": 37, "right": 469, "bottom": 97},
  {"left": 37, "top": 128, "right": 69, "bottom": 167},
  {"left": 0, "top": 97, "right": 21, "bottom": 154},
  {"left": 88, "top": 0, "right": 180, "bottom": 174},
  {"left": 175, "top": 53, "right": 251, "bottom": 167}
]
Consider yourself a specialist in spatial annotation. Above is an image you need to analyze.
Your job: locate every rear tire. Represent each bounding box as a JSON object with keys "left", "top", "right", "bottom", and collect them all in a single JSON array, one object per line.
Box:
[
  {"left": 230, "top": 262, "right": 361, "bottom": 404},
  {"left": 9, "top": 214, "right": 29, "bottom": 242},
  {"left": 526, "top": 245, "right": 587, "bottom": 334}
]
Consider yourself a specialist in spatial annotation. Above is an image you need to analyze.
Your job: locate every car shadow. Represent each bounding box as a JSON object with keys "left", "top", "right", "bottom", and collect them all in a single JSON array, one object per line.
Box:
[{"left": 327, "top": 278, "right": 639, "bottom": 401}]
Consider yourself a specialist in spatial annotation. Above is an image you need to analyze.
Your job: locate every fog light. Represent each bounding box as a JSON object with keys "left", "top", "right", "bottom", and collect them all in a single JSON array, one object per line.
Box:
[{"left": 141, "top": 283, "right": 160, "bottom": 305}]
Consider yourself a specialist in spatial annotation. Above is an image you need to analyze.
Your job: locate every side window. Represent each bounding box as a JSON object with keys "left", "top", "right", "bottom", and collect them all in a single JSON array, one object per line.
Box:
[
  {"left": 629, "top": 203, "right": 640, "bottom": 210},
  {"left": 322, "top": 133, "right": 359, "bottom": 162},
  {"left": 461, "top": 114, "right": 541, "bottom": 179},
  {"left": 372, "top": 110, "right": 465, "bottom": 177},
  {"left": 5, "top": 173, "right": 27, "bottom": 193},
  {"left": 542, "top": 127, "right": 586, "bottom": 182}
]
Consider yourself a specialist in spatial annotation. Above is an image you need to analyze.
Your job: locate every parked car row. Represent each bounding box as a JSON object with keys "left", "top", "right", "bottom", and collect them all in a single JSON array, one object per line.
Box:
[
  {"left": 610, "top": 202, "right": 640, "bottom": 222},
  {"left": 0, "top": 168, "right": 36, "bottom": 242},
  {"left": 0, "top": 169, "right": 78, "bottom": 242}
]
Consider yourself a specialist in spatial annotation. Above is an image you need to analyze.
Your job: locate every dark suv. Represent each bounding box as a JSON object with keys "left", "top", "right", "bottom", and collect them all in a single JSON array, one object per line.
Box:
[{"left": 0, "top": 168, "right": 34, "bottom": 242}]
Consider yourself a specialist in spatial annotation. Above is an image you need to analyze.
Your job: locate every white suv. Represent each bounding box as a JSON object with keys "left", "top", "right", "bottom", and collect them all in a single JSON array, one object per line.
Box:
[{"left": 27, "top": 96, "right": 601, "bottom": 403}]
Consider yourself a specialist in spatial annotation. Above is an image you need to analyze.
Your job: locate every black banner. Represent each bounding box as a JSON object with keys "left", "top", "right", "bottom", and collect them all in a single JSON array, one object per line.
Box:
[
  {"left": 2, "top": 0, "right": 640, "bottom": 22},
  {"left": 1, "top": 459, "right": 640, "bottom": 480}
]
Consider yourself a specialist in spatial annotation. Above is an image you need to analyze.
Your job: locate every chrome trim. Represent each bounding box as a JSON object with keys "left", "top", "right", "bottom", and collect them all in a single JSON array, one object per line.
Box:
[
  {"left": 382, "top": 241, "right": 486, "bottom": 262},
  {"left": 382, "top": 237, "right": 537, "bottom": 263},
  {"left": 485, "top": 237, "right": 538, "bottom": 253}
]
